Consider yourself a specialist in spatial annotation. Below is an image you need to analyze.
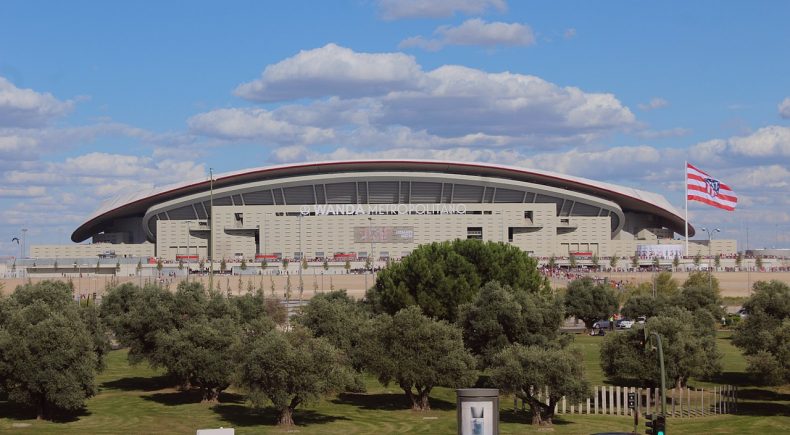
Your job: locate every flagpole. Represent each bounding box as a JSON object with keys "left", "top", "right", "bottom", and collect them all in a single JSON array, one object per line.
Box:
[{"left": 685, "top": 160, "right": 689, "bottom": 256}]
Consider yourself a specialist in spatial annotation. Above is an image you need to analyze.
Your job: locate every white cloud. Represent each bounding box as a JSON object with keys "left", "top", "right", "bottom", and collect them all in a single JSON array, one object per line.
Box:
[
  {"left": 188, "top": 107, "right": 336, "bottom": 143},
  {"left": 377, "top": 0, "right": 506, "bottom": 20},
  {"left": 688, "top": 139, "right": 728, "bottom": 165},
  {"left": 269, "top": 144, "right": 665, "bottom": 181},
  {"left": 377, "top": 65, "right": 635, "bottom": 138},
  {"left": 0, "top": 77, "right": 74, "bottom": 127},
  {"left": 63, "top": 153, "right": 154, "bottom": 177},
  {"left": 517, "top": 145, "right": 663, "bottom": 178},
  {"left": 564, "top": 28, "right": 577, "bottom": 39},
  {"left": 636, "top": 127, "right": 691, "bottom": 139},
  {"left": 0, "top": 134, "right": 40, "bottom": 161},
  {"left": 200, "top": 46, "right": 638, "bottom": 147},
  {"left": 0, "top": 150, "right": 206, "bottom": 255},
  {"left": 637, "top": 97, "right": 669, "bottom": 111},
  {"left": 400, "top": 19, "right": 535, "bottom": 51},
  {"left": 0, "top": 186, "right": 47, "bottom": 198},
  {"left": 688, "top": 126, "right": 790, "bottom": 165},
  {"left": 778, "top": 97, "right": 790, "bottom": 119},
  {"left": 234, "top": 44, "right": 426, "bottom": 102},
  {"left": 728, "top": 125, "right": 790, "bottom": 157},
  {"left": 398, "top": 36, "right": 444, "bottom": 52},
  {"left": 728, "top": 165, "right": 790, "bottom": 189},
  {"left": 57, "top": 152, "right": 206, "bottom": 187}
]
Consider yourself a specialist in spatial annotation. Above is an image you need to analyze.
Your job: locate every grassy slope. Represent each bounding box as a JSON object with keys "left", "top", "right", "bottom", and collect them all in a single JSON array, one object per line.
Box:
[{"left": 1, "top": 332, "right": 788, "bottom": 434}]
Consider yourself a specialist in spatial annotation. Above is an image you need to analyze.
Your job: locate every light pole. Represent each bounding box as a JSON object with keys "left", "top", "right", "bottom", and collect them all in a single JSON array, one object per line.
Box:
[
  {"left": 208, "top": 168, "right": 214, "bottom": 290},
  {"left": 701, "top": 227, "right": 720, "bottom": 291},
  {"left": 368, "top": 216, "right": 374, "bottom": 272},
  {"left": 21, "top": 228, "right": 27, "bottom": 259},
  {"left": 298, "top": 214, "right": 303, "bottom": 303},
  {"left": 186, "top": 220, "right": 192, "bottom": 283}
]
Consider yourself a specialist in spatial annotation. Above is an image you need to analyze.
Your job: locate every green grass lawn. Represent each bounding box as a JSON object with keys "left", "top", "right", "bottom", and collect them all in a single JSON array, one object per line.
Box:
[{"left": 1, "top": 332, "right": 788, "bottom": 434}]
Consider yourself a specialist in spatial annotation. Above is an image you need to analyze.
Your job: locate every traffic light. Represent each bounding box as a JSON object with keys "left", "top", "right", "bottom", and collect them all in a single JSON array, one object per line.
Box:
[
  {"left": 645, "top": 413, "right": 666, "bottom": 435},
  {"left": 655, "top": 415, "right": 666, "bottom": 435}
]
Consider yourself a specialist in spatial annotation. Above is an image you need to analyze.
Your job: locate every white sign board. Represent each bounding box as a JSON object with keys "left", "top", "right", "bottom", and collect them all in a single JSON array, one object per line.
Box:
[
  {"left": 636, "top": 244, "right": 683, "bottom": 260},
  {"left": 196, "top": 428, "right": 234, "bottom": 435}
]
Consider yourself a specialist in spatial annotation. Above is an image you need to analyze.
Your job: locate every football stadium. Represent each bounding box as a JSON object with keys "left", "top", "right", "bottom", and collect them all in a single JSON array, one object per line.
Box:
[{"left": 26, "top": 160, "right": 735, "bottom": 263}]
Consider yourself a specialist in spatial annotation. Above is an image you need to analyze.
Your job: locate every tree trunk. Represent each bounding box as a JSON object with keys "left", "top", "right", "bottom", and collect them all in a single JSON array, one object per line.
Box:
[
  {"left": 416, "top": 386, "right": 432, "bottom": 411},
  {"left": 403, "top": 387, "right": 420, "bottom": 410},
  {"left": 543, "top": 398, "right": 557, "bottom": 426},
  {"left": 36, "top": 397, "right": 45, "bottom": 421},
  {"left": 201, "top": 387, "right": 220, "bottom": 404},
  {"left": 528, "top": 397, "right": 554, "bottom": 426},
  {"left": 278, "top": 396, "right": 301, "bottom": 426},
  {"left": 278, "top": 406, "right": 294, "bottom": 426},
  {"left": 178, "top": 379, "right": 192, "bottom": 391}
]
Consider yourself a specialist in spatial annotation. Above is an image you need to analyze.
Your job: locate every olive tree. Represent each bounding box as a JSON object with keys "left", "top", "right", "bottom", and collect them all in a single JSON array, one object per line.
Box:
[
  {"left": 0, "top": 281, "right": 103, "bottom": 419},
  {"left": 235, "top": 326, "right": 351, "bottom": 426},
  {"left": 102, "top": 281, "right": 245, "bottom": 400},
  {"left": 563, "top": 277, "right": 618, "bottom": 330},
  {"left": 491, "top": 344, "right": 590, "bottom": 426},
  {"left": 458, "top": 281, "right": 565, "bottom": 367},
  {"left": 364, "top": 306, "right": 477, "bottom": 411},
  {"left": 100, "top": 283, "right": 176, "bottom": 365},
  {"left": 732, "top": 280, "right": 790, "bottom": 384},
  {"left": 600, "top": 308, "right": 721, "bottom": 389},
  {"left": 156, "top": 317, "right": 240, "bottom": 402},
  {"left": 293, "top": 291, "right": 370, "bottom": 374}
]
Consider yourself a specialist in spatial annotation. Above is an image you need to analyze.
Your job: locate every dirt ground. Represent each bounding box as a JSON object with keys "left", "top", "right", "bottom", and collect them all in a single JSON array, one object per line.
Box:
[{"left": 1, "top": 270, "right": 788, "bottom": 300}]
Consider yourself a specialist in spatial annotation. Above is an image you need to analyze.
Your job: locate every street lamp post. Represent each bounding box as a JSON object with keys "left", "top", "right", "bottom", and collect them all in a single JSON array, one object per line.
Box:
[
  {"left": 298, "top": 214, "right": 303, "bottom": 302},
  {"left": 701, "top": 227, "right": 720, "bottom": 291},
  {"left": 186, "top": 220, "right": 192, "bottom": 283},
  {"left": 368, "top": 217, "right": 373, "bottom": 270},
  {"left": 21, "top": 228, "right": 27, "bottom": 259},
  {"left": 209, "top": 168, "right": 214, "bottom": 290}
]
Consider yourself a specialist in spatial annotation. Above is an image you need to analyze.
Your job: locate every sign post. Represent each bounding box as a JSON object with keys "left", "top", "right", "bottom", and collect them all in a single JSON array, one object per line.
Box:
[{"left": 628, "top": 392, "right": 637, "bottom": 434}]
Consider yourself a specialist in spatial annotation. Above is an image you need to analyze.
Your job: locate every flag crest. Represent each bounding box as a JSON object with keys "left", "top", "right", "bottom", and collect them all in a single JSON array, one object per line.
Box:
[{"left": 686, "top": 163, "right": 737, "bottom": 211}]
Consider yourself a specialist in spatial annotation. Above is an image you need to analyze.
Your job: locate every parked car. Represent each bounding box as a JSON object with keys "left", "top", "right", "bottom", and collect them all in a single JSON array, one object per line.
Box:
[
  {"left": 592, "top": 320, "right": 611, "bottom": 329},
  {"left": 736, "top": 308, "right": 748, "bottom": 318},
  {"left": 616, "top": 319, "right": 635, "bottom": 329},
  {"left": 636, "top": 316, "right": 647, "bottom": 324}
]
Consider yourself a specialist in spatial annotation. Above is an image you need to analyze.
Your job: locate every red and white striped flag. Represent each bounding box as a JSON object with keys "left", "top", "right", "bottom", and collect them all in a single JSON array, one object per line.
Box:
[{"left": 686, "top": 163, "right": 737, "bottom": 211}]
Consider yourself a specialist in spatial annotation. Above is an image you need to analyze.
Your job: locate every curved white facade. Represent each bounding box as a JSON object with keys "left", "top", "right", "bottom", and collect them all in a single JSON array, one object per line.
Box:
[{"left": 70, "top": 160, "right": 692, "bottom": 260}]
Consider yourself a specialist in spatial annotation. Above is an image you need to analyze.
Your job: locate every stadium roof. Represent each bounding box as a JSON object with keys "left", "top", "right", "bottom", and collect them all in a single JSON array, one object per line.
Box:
[{"left": 72, "top": 160, "right": 693, "bottom": 242}]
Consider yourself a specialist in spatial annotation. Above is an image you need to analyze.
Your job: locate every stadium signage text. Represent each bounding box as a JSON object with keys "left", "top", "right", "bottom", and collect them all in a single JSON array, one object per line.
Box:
[{"left": 300, "top": 204, "right": 467, "bottom": 216}]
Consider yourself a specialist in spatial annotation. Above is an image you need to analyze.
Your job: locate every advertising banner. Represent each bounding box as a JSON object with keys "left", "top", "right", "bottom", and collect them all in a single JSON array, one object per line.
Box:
[
  {"left": 354, "top": 226, "right": 414, "bottom": 243},
  {"left": 636, "top": 244, "right": 683, "bottom": 259}
]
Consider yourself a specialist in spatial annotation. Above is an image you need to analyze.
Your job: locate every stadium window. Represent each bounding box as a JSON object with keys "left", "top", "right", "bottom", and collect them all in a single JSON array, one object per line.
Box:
[{"left": 467, "top": 227, "right": 483, "bottom": 240}]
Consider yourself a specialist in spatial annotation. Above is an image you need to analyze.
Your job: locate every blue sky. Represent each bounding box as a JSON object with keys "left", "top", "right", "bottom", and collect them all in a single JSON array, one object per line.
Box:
[{"left": 1, "top": 0, "right": 789, "bottom": 255}]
